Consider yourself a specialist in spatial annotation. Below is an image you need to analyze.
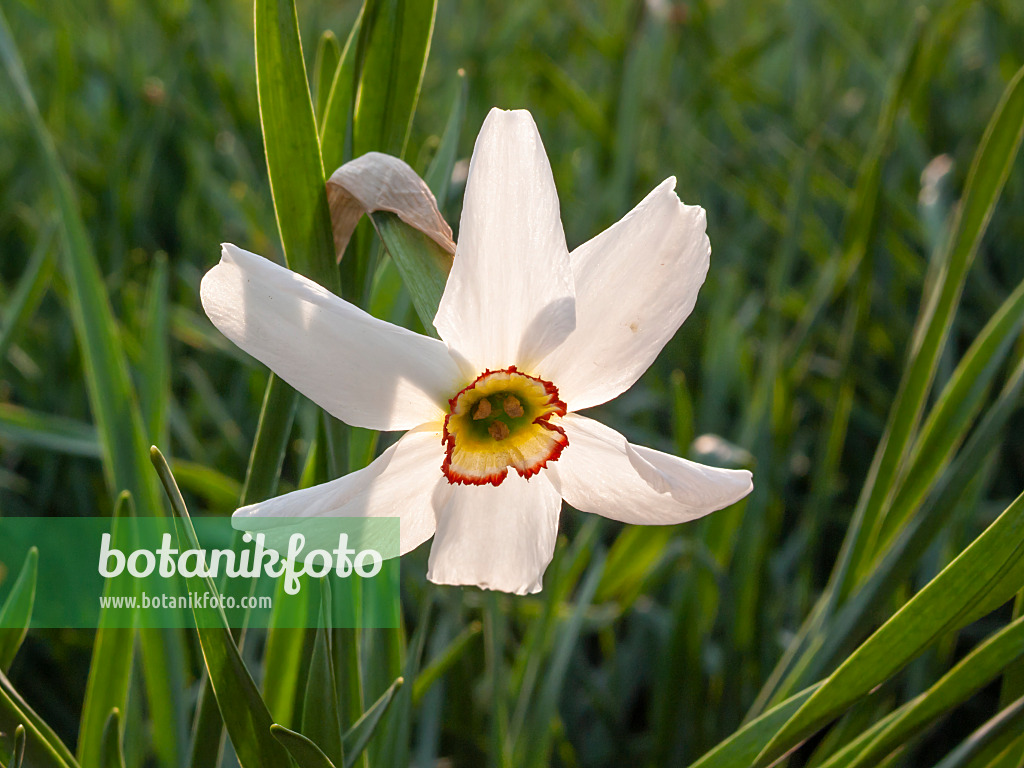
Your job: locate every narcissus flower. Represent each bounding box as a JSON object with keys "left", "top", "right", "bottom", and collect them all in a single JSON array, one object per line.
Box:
[{"left": 202, "top": 108, "right": 752, "bottom": 595}]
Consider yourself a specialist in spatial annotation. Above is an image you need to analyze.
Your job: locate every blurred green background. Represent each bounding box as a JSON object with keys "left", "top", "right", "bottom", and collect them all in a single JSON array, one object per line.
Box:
[{"left": 2, "top": 0, "right": 1024, "bottom": 766}]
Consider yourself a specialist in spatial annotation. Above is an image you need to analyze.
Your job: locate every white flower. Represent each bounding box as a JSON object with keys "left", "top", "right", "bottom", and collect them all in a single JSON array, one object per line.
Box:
[{"left": 201, "top": 108, "right": 753, "bottom": 595}]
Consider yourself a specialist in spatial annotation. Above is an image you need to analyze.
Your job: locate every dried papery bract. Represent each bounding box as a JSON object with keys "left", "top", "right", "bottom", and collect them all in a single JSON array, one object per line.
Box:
[{"left": 326, "top": 152, "right": 456, "bottom": 260}]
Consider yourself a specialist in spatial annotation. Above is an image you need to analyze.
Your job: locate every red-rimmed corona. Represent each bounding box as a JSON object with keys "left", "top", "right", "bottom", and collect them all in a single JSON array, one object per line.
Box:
[
  {"left": 442, "top": 367, "right": 568, "bottom": 486},
  {"left": 205, "top": 107, "right": 754, "bottom": 595}
]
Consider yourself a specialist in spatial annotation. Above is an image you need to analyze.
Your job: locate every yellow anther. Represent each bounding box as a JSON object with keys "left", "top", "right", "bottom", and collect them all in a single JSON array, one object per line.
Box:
[
  {"left": 472, "top": 398, "right": 492, "bottom": 420},
  {"left": 503, "top": 395, "right": 524, "bottom": 418},
  {"left": 488, "top": 421, "right": 510, "bottom": 441}
]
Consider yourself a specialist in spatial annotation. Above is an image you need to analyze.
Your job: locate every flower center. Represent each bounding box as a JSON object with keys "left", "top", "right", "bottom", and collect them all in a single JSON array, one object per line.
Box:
[{"left": 442, "top": 366, "right": 568, "bottom": 486}]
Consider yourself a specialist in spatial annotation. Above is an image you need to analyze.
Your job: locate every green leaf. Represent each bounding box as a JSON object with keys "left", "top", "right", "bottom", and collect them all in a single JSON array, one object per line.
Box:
[
  {"left": 877, "top": 276, "right": 1024, "bottom": 553},
  {"left": 818, "top": 613, "right": 1024, "bottom": 768},
  {"left": 167, "top": 460, "right": 242, "bottom": 512},
  {"left": 687, "top": 684, "right": 822, "bottom": 768},
  {"left": 255, "top": 0, "right": 338, "bottom": 291},
  {"left": 0, "top": 547, "right": 37, "bottom": 672},
  {"left": 139, "top": 254, "right": 170, "bottom": 450},
  {"left": 302, "top": 580, "right": 343, "bottom": 768},
  {"left": 0, "top": 670, "right": 77, "bottom": 768},
  {"left": 313, "top": 30, "right": 341, "bottom": 126},
  {"left": 423, "top": 69, "right": 467, "bottom": 209},
  {"left": 12, "top": 724, "right": 25, "bottom": 768},
  {"left": 78, "top": 493, "right": 136, "bottom": 768},
  {"left": 98, "top": 711, "right": 125, "bottom": 768},
  {"left": 932, "top": 697, "right": 1024, "bottom": 768},
  {"left": 412, "top": 621, "right": 482, "bottom": 705},
  {"left": 848, "top": 61, "right": 1024, "bottom": 587},
  {"left": 271, "top": 725, "right": 336, "bottom": 768},
  {"left": 755, "top": 490, "right": 1024, "bottom": 765},
  {"left": 0, "top": 404, "right": 100, "bottom": 459},
  {"left": 341, "top": 676, "right": 404, "bottom": 768},
  {"left": 367, "top": 211, "right": 450, "bottom": 331},
  {"left": 149, "top": 447, "right": 291, "bottom": 768},
  {"left": 0, "top": 223, "right": 55, "bottom": 363},
  {"left": 519, "top": 554, "right": 606, "bottom": 768},
  {"left": 320, "top": 10, "right": 363, "bottom": 173},
  {"left": 352, "top": 0, "right": 437, "bottom": 159},
  {"left": 0, "top": 13, "right": 187, "bottom": 766}
]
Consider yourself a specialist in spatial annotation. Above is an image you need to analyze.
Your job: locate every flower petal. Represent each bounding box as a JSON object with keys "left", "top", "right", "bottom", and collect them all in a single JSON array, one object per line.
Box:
[
  {"left": 434, "top": 108, "right": 575, "bottom": 375},
  {"left": 231, "top": 424, "right": 449, "bottom": 555},
  {"left": 536, "top": 178, "right": 710, "bottom": 411},
  {"left": 427, "top": 473, "right": 561, "bottom": 594},
  {"left": 546, "top": 414, "right": 752, "bottom": 524},
  {"left": 202, "top": 244, "right": 464, "bottom": 431}
]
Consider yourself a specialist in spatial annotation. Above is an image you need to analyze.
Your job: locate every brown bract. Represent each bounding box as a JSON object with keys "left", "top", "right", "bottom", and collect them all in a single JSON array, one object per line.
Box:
[{"left": 326, "top": 152, "right": 457, "bottom": 261}]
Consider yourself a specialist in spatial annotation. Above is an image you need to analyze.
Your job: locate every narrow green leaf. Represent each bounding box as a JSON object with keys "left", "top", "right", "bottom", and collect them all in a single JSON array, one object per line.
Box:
[
  {"left": 313, "top": 30, "right": 341, "bottom": 126},
  {"left": 877, "top": 276, "right": 1024, "bottom": 552},
  {"left": 320, "top": 10, "right": 363, "bottom": 173},
  {"left": 0, "top": 223, "right": 55, "bottom": 363},
  {"left": 0, "top": 670, "right": 77, "bottom": 768},
  {"left": 932, "top": 697, "right": 1024, "bottom": 768},
  {"left": 819, "top": 613, "right": 1024, "bottom": 768},
  {"left": 0, "top": 404, "right": 100, "bottom": 458},
  {"left": 352, "top": 0, "right": 437, "bottom": 159},
  {"left": 423, "top": 69, "right": 467, "bottom": 209},
  {"left": 139, "top": 254, "right": 169, "bottom": 450},
  {"left": 255, "top": 0, "right": 338, "bottom": 291},
  {"left": 12, "top": 723, "right": 25, "bottom": 768},
  {"left": 520, "top": 554, "right": 605, "bottom": 768},
  {"left": 78, "top": 493, "right": 136, "bottom": 768},
  {"left": 412, "top": 621, "right": 481, "bottom": 705},
  {"left": 167, "top": 460, "right": 242, "bottom": 512},
  {"left": 686, "top": 684, "right": 822, "bottom": 768},
  {"left": 302, "top": 580, "right": 343, "bottom": 768},
  {"left": 367, "top": 211, "right": 450, "bottom": 331},
  {"left": 755, "top": 490, "right": 1024, "bottom": 765},
  {"left": 0, "top": 547, "right": 37, "bottom": 672},
  {"left": 341, "top": 676, "right": 404, "bottom": 768},
  {"left": 271, "top": 725, "right": 336, "bottom": 768},
  {"left": 98, "top": 711, "right": 125, "bottom": 768},
  {"left": 849, "top": 62, "right": 1024, "bottom": 586},
  {"left": 0, "top": 14, "right": 187, "bottom": 766},
  {"left": 149, "top": 447, "right": 291, "bottom": 768}
]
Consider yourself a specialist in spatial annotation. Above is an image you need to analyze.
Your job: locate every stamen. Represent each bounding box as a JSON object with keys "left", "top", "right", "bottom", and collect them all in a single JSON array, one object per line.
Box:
[
  {"left": 473, "top": 399, "right": 492, "bottom": 420},
  {"left": 488, "top": 421, "right": 510, "bottom": 441},
  {"left": 503, "top": 395, "right": 524, "bottom": 418}
]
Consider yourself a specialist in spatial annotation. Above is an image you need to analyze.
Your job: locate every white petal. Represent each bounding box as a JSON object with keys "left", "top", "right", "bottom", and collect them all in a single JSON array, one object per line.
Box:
[
  {"left": 434, "top": 108, "right": 575, "bottom": 374},
  {"left": 546, "top": 414, "right": 752, "bottom": 524},
  {"left": 231, "top": 424, "right": 450, "bottom": 555},
  {"left": 201, "top": 244, "right": 463, "bottom": 431},
  {"left": 427, "top": 473, "right": 561, "bottom": 595},
  {"left": 536, "top": 178, "right": 710, "bottom": 411}
]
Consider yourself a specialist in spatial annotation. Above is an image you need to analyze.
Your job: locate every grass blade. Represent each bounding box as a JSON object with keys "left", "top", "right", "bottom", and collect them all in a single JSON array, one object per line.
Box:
[
  {"left": 272, "top": 725, "right": 337, "bottom": 768},
  {"left": 819, "top": 613, "right": 1024, "bottom": 768},
  {"left": 149, "top": 447, "right": 291, "bottom": 768},
  {"left": 756, "top": 490, "right": 1024, "bottom": 765},
  {"left": 78, "top": 493, "right": 136, "bottom": 768},
  {"left": 302, "top": 580, "right": 343, "bottom": 768},
  {"left": 341, "top": 676, "right": 404, "bottom": 768},
  {"left": 0, "top": 13, "right": 187, "bottom": 766},
  {"left": 687, "top": 684, "right": 822, "bottom": 768},
  {"left": 0, "top": 547, "right": 37, "bottom": 672},
  {"left": 255, "top": 0, "right": 338, "bottom": 291},
  {"left": 846, "top": 62, "right": 1024, "bottom": 588},
  {"left": 352, "top": 0, "right": 437, "bottom": 159},
  {"left": 98, "top": 710, "right": 125, "bottom": 768}
]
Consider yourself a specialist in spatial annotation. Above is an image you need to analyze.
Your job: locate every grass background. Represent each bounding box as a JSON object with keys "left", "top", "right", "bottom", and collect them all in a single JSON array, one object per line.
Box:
[{"left": 2, "top": 0, "right": 1024, "bottom": 766}]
